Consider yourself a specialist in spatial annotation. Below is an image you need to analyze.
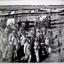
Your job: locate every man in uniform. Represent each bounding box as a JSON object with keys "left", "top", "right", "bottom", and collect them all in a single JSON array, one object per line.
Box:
[
  {"left": 3, "top": 41, "right": 16, "bottom": 62},
  {"left": 9, "top": 30, "right": 17, "bottom": 45},
  {"left": 34, "top": 37, "right": 40, "bottom": 62},
  {"left": 24, "top": 37, "right": 32, "bottom": 62}
]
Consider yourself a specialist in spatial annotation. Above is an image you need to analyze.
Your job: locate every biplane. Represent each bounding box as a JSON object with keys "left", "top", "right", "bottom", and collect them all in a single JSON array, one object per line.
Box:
[{"left": 0, "top": 7, "right": 64, "bottom": 29}]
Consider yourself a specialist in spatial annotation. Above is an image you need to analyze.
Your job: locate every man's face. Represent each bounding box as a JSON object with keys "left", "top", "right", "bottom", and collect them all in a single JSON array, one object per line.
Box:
[
  {"left": 13, "top": 30, "right": 15, "bottom": 34},
  {"left": 10, "top": 41, "right": 13, "bottom": 45}
]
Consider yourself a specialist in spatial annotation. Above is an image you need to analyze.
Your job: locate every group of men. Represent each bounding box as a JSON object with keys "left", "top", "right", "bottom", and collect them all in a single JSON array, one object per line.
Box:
[{"left": 1, "top": 20, "right": 61, "bottom": 63}]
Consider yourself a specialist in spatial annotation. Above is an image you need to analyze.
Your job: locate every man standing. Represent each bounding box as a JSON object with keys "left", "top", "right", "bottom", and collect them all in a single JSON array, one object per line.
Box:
[
  {"left": 34, "top": 37, "right": 40, "bottom": 62},
  {"left": 9, "top": 30, "right": 17, "bottom": 45},
  {"left": 3, "top": 41, "right": 16, "bottom": 62},
  {"left": 24, "top": 37, "right": 32, "bottom": 62}
]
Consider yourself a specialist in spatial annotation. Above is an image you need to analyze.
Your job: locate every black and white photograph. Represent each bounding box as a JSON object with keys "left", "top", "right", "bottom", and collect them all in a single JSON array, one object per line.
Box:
[{"left": 0, "top": 0, "right": 64, "bottom": 63}]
